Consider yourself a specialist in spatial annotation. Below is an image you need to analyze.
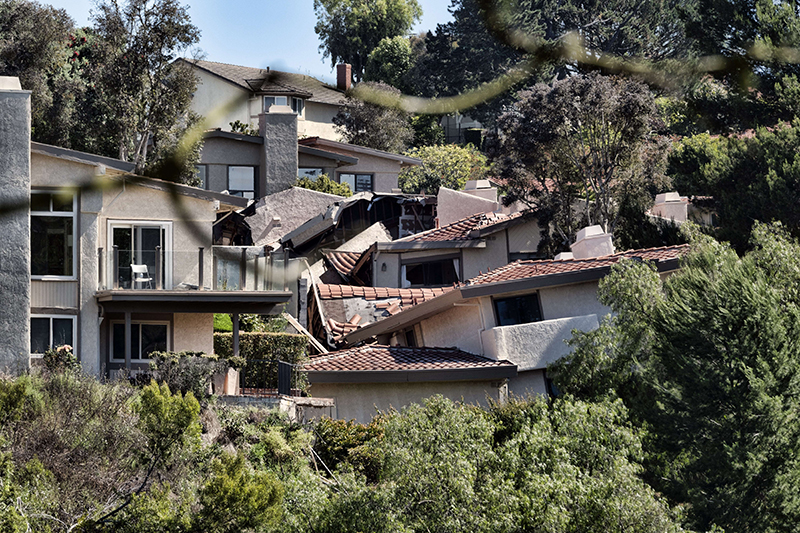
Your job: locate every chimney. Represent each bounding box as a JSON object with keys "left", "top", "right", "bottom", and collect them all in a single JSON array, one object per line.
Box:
[
  {"left": 337, "top": 63, "right": 352, "bottom": 92},
  {"left": 0, "top": 76, "right": 32, "bottom": 371},
  {"left": 651, "top": 191, "right": 688, "bottom": 222},
  {"left": 570, "top": 225, "right": 614, "bottom": 259}
]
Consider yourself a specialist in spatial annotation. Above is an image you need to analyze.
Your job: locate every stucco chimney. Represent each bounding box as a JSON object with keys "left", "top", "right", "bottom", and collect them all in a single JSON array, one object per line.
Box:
[
  {"left": 258, "top": 112, "right": 298, "bottom": 196},
  {"left": 651, "top": 191, "right": 688, "bottom": 222},
  {"left": 337, "top": 63, "right": 352, "bottom": 91},
  {"left": 0, "top": 76, "right": 32, "bottom": 371},
  {"left": 570, "top": 225, "right": 614, "bottom": 259}
]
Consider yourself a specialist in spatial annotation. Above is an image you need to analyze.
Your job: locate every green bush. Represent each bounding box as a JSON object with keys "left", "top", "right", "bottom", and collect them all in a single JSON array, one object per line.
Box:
[
  {"left": 313, "top": 417, "right": 384, "bottom": 482},
  {"left": 42, "top": 345, "right": 80, "bottom": 374},
  {"left": 213, "top": 313, "right": 232, "bottom": 332},
  {"left": 213, "top": 332, "right": 307, "bottom": 363},
  {"left": 149, "top": 351, "right": 226, "bottom": 400}
]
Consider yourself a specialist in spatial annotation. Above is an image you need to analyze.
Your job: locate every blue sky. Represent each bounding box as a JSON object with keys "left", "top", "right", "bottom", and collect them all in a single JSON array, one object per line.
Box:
[{"left": 43, "top": 0, "right": 454, "bottom": 84}]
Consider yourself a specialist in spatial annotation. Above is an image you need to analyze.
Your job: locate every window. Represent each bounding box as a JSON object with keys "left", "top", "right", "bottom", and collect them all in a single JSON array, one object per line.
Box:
[
  {"left": 228, "top": 166, "right": 256, "bottom": 199},
  {"left": 338, "top": 173, "right": 373, "bottom": 193},
  {"left": 108, "top": 222, "right": 171, "bottom": 289},
  {"left": 402, "top": 257, "right": 460, "bottom": 288},
  {"left": 292, "top": 97, "right": 305, "bottom": 115},
  {"left": 494, "top": 293, "right": 542, "bottom": 327},
  {"left": 404, "top": 329, "right": 417, "bottom": 347},
  {"left": 31, "top": 190, "right": 76, "bottom": 279},
  {"left": 298, "top": 168, "right": 324, "bottom": 180},
  {"left": 111, "top": 321, "right": 169, "bottom": 361},
  {"left": 196, "top": 164, "right": 207, "bottom": 189},
  {"left": 263, "top": 96, "right": 288, "bottom": 110},
  {"left": 30, "top": 315, "right": 75, "bottom": 355}
]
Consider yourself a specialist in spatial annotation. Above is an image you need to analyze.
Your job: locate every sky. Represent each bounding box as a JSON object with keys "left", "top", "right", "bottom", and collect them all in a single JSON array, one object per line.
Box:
[{"left": 42, "top": 0, "right": 454, "bottom": 84}]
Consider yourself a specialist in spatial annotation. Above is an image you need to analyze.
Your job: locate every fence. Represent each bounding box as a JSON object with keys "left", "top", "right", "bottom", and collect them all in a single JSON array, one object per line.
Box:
[{"left": 239, "top": 359, "right": 306, "bottom": 397}]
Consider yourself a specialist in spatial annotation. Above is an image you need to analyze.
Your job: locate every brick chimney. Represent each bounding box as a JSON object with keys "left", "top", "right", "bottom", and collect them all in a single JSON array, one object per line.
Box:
[{"left": 337, "top": 63, "right": 352, "bottom": 92}]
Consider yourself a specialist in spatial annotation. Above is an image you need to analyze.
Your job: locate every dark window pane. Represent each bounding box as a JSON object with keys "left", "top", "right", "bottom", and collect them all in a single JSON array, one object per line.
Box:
[
  {"left": 355, "top": 174, "right": 372, "bottom": 192},
  {"left": 113, "top": 323, "right": 140, "bottom": 360},
  {"left": 52, "top": 193, "right": 74, "bottom": 212},
  {"left": 52, "top": 318, "right": 73, "bottom": 348},
  {"left": 404, "top": 259, "right": 459, "bottom": 287},
  {"left": 30, "top": 193, "right": 51, "bottom": 212},
  {"left": 141, "top": 324, "right": 167, "bottom": 358},
  {"left": 31, "top": 216, "right": 73, "bottom": 276},
  {"left": 495, "top": 294, "right": 542, "bottom": 326},
  {"left": 31, "top": 318, "right": 50, "bottom": 353}
]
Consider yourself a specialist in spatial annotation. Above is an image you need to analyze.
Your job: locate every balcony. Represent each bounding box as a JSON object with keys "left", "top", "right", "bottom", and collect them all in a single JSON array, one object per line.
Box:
[
  {"left": 480, "top": 314, "right": 599, "bottom": 371},
  {"left": 95, "top": 246, "right": 294, "bottom": 315},
  {"left": 98, "top": 246, "right": 293, "bottom": 292}
]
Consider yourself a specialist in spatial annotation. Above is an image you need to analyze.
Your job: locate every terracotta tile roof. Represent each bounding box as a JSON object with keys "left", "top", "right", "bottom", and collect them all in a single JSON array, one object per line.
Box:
[
  {"left": 317, "top": 284, "right": 454, "bottom": 306},
  {"left": 324, "top": 250, "right": 362, "bottom": 277},
  {"left": 304, "top": 345, "right": 515, "bottom": 372},
  {"left": 465, "top": 244, "right": 690, "bottom": 286},
  {"left": 398, "top": 211, "right": 526, "bottom": 243}
]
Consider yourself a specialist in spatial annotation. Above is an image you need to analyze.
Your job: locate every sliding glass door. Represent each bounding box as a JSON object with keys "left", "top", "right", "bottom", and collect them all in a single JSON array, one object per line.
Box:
[{"left": 109, "top": 222, "right": 171, "bottom": 289}]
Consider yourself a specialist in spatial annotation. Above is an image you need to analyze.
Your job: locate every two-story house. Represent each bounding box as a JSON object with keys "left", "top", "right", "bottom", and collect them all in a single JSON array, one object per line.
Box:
[{"left": 0, "top": 77, "right": 292, "bottom": 377}]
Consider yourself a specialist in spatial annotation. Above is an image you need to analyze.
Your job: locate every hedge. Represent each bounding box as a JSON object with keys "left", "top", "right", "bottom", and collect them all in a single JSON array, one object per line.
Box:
[{"left": 213, "top": 332, "right": 307, "bottom": 364}]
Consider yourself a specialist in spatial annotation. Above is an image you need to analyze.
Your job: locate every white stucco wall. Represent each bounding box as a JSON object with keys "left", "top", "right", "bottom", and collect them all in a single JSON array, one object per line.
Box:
[
  {"left": 299, "top": 102, "right": 340, "bottom": 140},
  {"left": 173, "top": 313, "right": 214, "bottom": 354},
  {"left": 508, "top": 369, "right": 548, "bottom": 398},
  {"left": 436, "top": 187, "right": 498, "bottom": 227},
  {"left": 190, "top": 71, "right": 250, "bottom": 131},
  {"left": 481, "top": 314, "right": 599, "bottom": 371},
  {"left": 506, "top": 220, "right": 542, "bottom": 254},
  {"left": 309, "top": 380, "right": 505, "bottom": 424},
  {"left": 462, "top": 235, "right": 509, "bottom": 280},
  {"left": 335, "top": 151, "right": 405, "bottom": 193},
  {"left": 538, "top": 282, "right": 610, "bottom": 320}
]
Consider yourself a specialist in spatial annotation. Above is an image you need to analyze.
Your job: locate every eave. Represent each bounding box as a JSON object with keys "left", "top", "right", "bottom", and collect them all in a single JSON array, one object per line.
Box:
[{"left": 95, "top": 290, "right": 292, "bottom": 314}]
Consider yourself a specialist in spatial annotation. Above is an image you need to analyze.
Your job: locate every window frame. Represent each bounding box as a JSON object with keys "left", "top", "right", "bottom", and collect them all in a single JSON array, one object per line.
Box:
[
  {"left": 30, "top": 314, "right": 77, "bottom": 357},
  {"left": 337, "top": 172, "right": 374, "bottom": 193},
  {"left": 227, "top": 165, "right": 257, "bottom": 199},
  {"left": 107, "top": 220, "right": 174, "bottom": 290},
  {"left": 30, "top": 189, "right": 78, "bottom": 281},
  {"left": 400, "top": 253, "right": 461, "bottom": 288},
  {"left": 298, "top": 167, "right": 324, "bottom": 181},
  {"left": 492, "top": 292, "right": 544, "bottom": 327},
  {"left": 109, "top": 320, "right": 170, "bottom": 363},
  {"left": 291, "top": 97, "right": 305, "bottom": 116}
]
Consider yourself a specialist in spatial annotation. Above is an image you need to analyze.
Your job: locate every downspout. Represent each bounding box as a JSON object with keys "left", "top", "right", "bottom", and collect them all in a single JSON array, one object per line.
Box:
[{"left": 452, "top": 300, "right": 487, "bottom": 356}]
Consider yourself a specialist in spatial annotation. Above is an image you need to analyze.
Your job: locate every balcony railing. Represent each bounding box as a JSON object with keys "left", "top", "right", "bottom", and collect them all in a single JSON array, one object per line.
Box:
[
  {"left": 481, "top": 314, "right": 600, "bottom": 371},
  {"left": 97, "top": 246, "right": 293, "bottom": 292},
  {"left": 239, "top": 359, "right": 305, "bottom": 397}
]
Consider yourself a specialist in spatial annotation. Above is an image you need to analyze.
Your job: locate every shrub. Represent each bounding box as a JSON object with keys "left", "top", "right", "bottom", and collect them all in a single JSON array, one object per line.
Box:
[
  {"left": 313, "top": 417, "right": 384, "bottom": 482},
  {"left": 148, "top": 351, "right": 226, "bottom": 400},
  {"left": 213, "top": 332, "right": 307, "bottom": 363},
  {"left": 42, "top": 344, "right": 80, "bottom": 374}
]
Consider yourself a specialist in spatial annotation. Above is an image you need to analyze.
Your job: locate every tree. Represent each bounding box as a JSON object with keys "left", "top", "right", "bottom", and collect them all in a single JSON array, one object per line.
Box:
[
  {"left": 398, "top": 143, "right": 489, "bottom": 194},
  {"left": 333, "top": 82, "right": 414, "bottom": 153},
  {"left": 551, "top": 223, "right": 800, "bottom": 532},
  {"left": 492, "top": 72, "right": 669, "bottom": 247},
  {"left": 294, "top": 174, "right": 352, "bottom": 197},
  {"left": 89, "top": 0, "right": 200, "bottom": 173},
  {"left": 313, "top": 0, "right": 422, "bottom": 83},
  {"left": 364, "top": 35, "right": 414, "bottom": 91}
]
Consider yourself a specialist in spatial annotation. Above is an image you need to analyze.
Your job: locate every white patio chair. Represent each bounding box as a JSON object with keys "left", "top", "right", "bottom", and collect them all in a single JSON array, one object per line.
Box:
[{"left": 130, "top": 264, "right": 153, "bottom": 289}]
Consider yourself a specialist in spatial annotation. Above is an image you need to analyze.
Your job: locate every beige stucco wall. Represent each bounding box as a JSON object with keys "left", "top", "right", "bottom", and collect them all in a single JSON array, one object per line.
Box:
[
  {"left": 539, "top": 281, "right": 609, "bottom": 320},
  {"left": 190, "top": 71, "right": 250, "bottom": 131},
  {"left": 419, "top": 300, "right": 484, "bottom": 355},
  {"left": 309, "top": 379, "right": 506, "bottom": 424},
  {"left": 173, "top": 313, "right": 214, "bottom": 354},
  {"left": 508, "top": 369, "right": 548, "bottom": 398},
  {"left": 506, "top": 220, "right": 542, "bottom": 254},
  {"left": 299, "top": 102, "right": 340, "bottom": 140},
  {"left": 462, "top": 235, "right": 509, "bottom": 280},
  {"left": 335, "top": 151, "right": 405, "bottom": 193},
  {"left": 436, "top": 187, "right": 498, "bottom": 227}
]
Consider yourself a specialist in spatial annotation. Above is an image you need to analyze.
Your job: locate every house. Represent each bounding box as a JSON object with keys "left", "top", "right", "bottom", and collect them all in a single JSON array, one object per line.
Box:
[
  {"left": 303, "top": 345, "right": 516, "bottom": 423},
  {"left": 184, "top": 59, "right": 348, "bottom": 140},
  {"left": 298, "top": 137, "right": 422, "bottom": 194},
  {"left": 648, "top": 191, "right": 717, "bottom": 227},
  {"left": 0, "top": 77, "right": 292, "bottom": 376},
  {"left": 321, "top": 228, "right": 687, "bottom": 396}
]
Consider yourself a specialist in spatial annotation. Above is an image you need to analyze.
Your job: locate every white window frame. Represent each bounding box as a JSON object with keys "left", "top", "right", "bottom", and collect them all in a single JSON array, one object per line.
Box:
[
  {"left": 30, "top": 189, "right": 78, "bottom": 281},
  {"left": 109, "top": 320, "right": 170, "bottom": 363},
  {"left": 292, "top": 97, "right": 305, "bottom": 116},
  {"left": 107, "top": 220, "right": 174, "bottom": 289},
  {"left": 30, "top": 314, "right": 77, "bottom": 357}
]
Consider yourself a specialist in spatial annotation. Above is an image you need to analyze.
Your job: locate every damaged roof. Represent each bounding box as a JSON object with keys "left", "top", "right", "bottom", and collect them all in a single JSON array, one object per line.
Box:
[
  {"left": 387, "top": 211, "right": 530, "bottom": 248},
  {"left": 303, "top": 345, "right": 517, "bottom": 383}
]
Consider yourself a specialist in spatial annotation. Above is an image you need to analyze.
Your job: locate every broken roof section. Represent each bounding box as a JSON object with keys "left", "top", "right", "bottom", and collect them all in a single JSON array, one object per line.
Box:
[
  {"left": 189, "top": 59, "right": 345, "bottom": 105},
  {"left": 303, "top": 345, "right": 516, "bottom": 383}
]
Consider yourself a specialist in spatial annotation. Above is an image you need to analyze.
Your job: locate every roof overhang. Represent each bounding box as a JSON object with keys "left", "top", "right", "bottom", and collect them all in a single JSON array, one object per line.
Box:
[
  {"left": 377, "top": 240, "right": 486, "bottom": 251},
  {"left": 307, "top": 365, "right": 517, "bottom": 384},
  {"left": 96, "top": 290, "right": 292, "bottom": 314},
  {"left": 299, "top": 137, "right": 422, "bottom": 166},
  {"left": 343, "top": 256, "right": 682, "bottom": 343},
  {"left": 31, "top": 142, "right": 136, "bottom": 173},
  {"left": 203, "top": 130, "right": 264, "bottom": 144}
]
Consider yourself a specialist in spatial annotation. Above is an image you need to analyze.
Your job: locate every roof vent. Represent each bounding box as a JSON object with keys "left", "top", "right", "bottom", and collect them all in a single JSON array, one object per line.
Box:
[{"left": 570, "top": 225, "right": 614, "bottom": 259}]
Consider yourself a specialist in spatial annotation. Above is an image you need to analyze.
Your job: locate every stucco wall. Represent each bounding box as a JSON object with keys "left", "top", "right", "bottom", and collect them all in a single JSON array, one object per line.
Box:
[
  {"left": 481, "top": 314, "right": 599, "bottom": 371},
  {"left": 199, "top": 137, "right": 261, "bottom": 195},
  {"left": 309, "top": 379, "right": 505, "bottom": 424},
  {"left": 419, "top": 301, "right": 484, "bottom": 356},
  {"left": 173, "top": 313, "right": 214, "bottom": 354},
  {"left": 301, "top": 102, "right": 340, "bottom": 140},
  {"left": 373, "top": 251, "right": 400, "bottom": 287},
  {"left": 539, "top": 281, "right": 610, "bottom": 320},
  {"left": 260, "top": 112, "right": 299, "bottom": 196},
  {"left": 506, "top": 220, "right": 542, "bottom": 254},
  {"left": 508, "top": 369, "right": 548, "bottom": 398},
  {"left": 335, "top": 152, "right": 404, "bottom": 193},
  {"left": 462, "top": 235, "right": 509, "bottom": 280},
  {"left": 190, "top": 70, "right": 250, "bottom": 131},
  {"left": 0, "top": 86, "right": 31, "bottom": 372},
  {"left": 437, "top": 187, "right": 498, "bottom": 227}
]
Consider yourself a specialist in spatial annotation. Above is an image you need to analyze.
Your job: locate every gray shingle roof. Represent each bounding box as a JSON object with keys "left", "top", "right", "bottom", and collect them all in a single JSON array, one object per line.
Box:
[{"left": 191, "top": 59, "right": 345, "bottom": 105}]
